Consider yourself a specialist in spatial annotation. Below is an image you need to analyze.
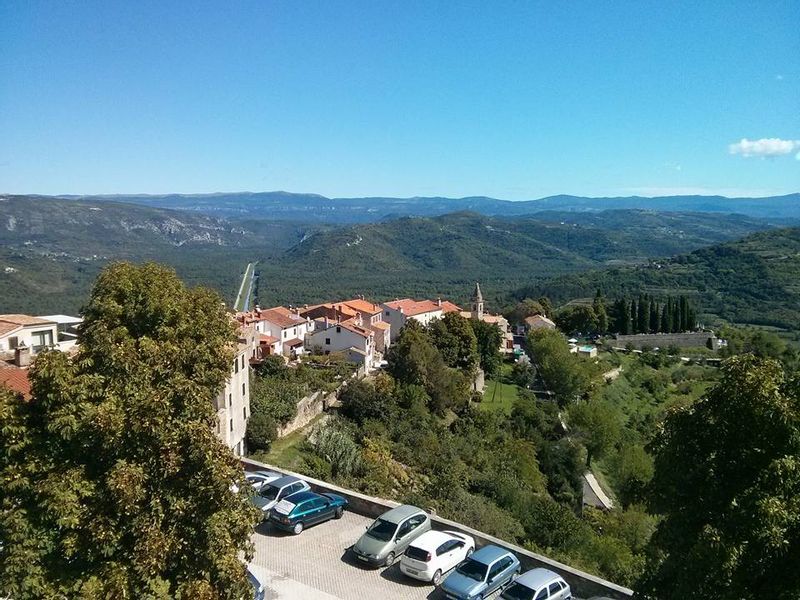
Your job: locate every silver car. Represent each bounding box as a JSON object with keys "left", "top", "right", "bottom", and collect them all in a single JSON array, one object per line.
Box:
[
  {"left": 501, "top": 568, "right": 572, "bottom": 600},
  {"left": 350, "top": 505, "right": 431, "bottom": 567}
]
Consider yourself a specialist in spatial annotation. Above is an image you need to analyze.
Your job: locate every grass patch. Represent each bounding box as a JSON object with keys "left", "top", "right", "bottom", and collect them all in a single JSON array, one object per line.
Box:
[
  {"left": 251, "top": 414, "right": 323, "bottom": 471},
  {"left": 480, "top": 362, "right": 523, "bottom": 415}
]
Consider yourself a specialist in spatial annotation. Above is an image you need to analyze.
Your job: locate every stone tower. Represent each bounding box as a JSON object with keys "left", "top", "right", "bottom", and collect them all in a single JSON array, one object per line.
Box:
[{"left": 471, "top": 282, "right": 484, "bottom": 320}]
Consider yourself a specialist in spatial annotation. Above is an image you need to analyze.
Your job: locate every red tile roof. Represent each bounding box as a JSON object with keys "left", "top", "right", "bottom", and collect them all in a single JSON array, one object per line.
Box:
[
  {"left": 439, "top": 301, "right": 462, "bottom": 313},
  {"left": 258, "top": 334, "right": 280, "bottom": 344},
  {"left": 0, "top": 363, "right": 31, "bottom": 400},
  {"left": 0, "top": 314, "right": 55, "bottom": 326},
  {"left": 384, "top": 299, "right": 441, "bottom": 317},
  {"left": 259, "top": 307, "right": 307, "bottom": 329},
  {"left": 341, "top": 298, "right": 382, "bottom": 315}
]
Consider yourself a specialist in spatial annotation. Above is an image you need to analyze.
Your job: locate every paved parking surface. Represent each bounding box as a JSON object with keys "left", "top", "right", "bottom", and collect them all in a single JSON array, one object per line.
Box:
[{"left": 251, "top": 510, "right": 508, "bottom": 600}]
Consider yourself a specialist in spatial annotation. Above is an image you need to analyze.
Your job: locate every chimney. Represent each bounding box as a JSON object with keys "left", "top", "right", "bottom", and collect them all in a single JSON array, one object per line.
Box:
[
  {"left": 14, "top": 343, "right": 31, "bottom": 368},
  {"left": 324, "top": 316, "right": 329, "bottom": 328},
  {"left": 437, "top": 297, "right": 442, "bottom": 307}
]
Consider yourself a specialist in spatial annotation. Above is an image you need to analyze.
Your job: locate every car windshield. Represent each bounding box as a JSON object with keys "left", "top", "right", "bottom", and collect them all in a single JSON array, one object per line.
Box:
[
  {"left": 501, "top": 582, "right": 535, "bottom": 600},
  {"left": 258, "top": 484, "right": 280, "bottom": 500},
  {"left": 456, "top": 558, "right": 488, "bottom": 581},
  {"left": 365, "top": 518, "right": 397, "bottom": 541}
]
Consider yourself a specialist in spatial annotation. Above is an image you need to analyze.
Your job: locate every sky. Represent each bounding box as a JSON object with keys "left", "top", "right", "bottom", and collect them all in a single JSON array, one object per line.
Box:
[{"left": 1, "top": 1, "right": 798, "bottom": 199}]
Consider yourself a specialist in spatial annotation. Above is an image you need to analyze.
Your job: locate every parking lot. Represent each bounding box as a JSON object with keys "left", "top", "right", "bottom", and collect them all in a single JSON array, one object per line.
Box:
[{"left": 250, "top": 510, "right": 509, "bottom": 600}]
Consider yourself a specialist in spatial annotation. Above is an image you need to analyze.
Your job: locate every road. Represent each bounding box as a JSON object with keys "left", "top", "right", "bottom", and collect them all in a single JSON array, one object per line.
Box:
[
  {"left": 250, "top": 510, "right": 554, "bottom": 600},
  {"left": 234, "top": 262, "right": 257, "bottom": 312}
]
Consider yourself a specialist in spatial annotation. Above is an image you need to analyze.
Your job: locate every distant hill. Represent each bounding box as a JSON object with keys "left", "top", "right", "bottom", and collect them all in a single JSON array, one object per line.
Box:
[
  {"left": 50, "top": 191, "right": 800, "bottom": 223},
  {"left": 0, "top": 196, "right": 322, "bottom": 314},
  {"left": 253, "top": 210, "right": 777, "bottom": 307},
  {"left": 520, "top": 227, "right": 800, "bottom": 330}
]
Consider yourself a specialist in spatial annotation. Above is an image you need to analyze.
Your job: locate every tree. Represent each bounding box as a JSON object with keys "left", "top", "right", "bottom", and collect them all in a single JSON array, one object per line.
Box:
[
  {"left": 637, "top": 295, "right": 650, "bottom": 334},
  {"left": 470, "top": 319, "right": 503, "bottom": 377},
  {"left": 556, "top": 304, "right": 598, "bottom": 335},
  {"left": 0, "top": 262, "right": 257, "bottom": 599},
  {"left": 508, "top": 298, "right": 548, "bottom": 324},
  {"left": 246, "top": 410, "right": 277, "bottom": 452},
  {"left": 527, "top": 329, "right": 592, "bottom": 406},
  {"left": 426, "top": 312, "right": 478, "bottom": 373},
  {"left": 593, "top": 290, "right": 609, "bottom": 334},
  {"left": 568, "top": 399, "right": 622, "bottom": 466},
  {"left": 637, "top": 355, "right": 800, "bottom": 600},
  {"left": 339, "top": 379, "right": 395, "bottom": 425}
]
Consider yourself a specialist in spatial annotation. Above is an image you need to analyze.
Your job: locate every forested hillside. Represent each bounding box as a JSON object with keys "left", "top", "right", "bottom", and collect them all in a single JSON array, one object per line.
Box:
[
  {"left": 522, "top": 227, "right": 800, "bottom": 330},
  {"left": 0, "top": 196, "right": 320, "bottom": 314},
  {"left": 253, "top": 210, "right": 776, "bottom": 306}
]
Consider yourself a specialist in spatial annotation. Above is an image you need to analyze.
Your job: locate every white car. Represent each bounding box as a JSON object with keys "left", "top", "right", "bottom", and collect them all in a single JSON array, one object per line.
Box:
[
  {"left": 399, "top": 529, "right": 475, "bottom": 585},
  {"left": 231, "top": 470, "right": 283, "bottom": 494}
]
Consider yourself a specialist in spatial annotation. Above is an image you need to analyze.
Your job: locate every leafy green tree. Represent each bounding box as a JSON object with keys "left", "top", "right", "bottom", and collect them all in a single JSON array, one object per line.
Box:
[
  {"left": 527, "top": 329, "right": 592, "bottom": 406},
  {"left": 0, "top": 262, "right": 257, "bottom": 599},
  {"left": 637, "top": 355, "right": 800, "bottom": 600},
  {"left": 556, "top": 304, "right": 599, "bottom": 335},
  {"left": 568, "top": 399, "right": 622, "bottom": 466},
  {"left": 593, "top": 290, "right": 609, "bottom": 333},
  {"left": 246, "top": 410, "right": 278, "bottom": 452},
  {"left": 339, "top": 379, "right": 395, "bottom": 425},
  {"left": 507, "top": 298, "right": 548, "bottom": 324},
  {"left": 426, "top": 312, "right": 478, "bottom": 373},
  {"left": 470, "top": 319, "right": 503, "bottom": 377}
]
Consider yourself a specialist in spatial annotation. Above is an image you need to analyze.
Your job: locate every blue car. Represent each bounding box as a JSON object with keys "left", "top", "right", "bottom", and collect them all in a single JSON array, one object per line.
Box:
[
  {"left": 440, "top": 544, "right": 521, "bottom": 600},
  {"left": 268, "top": 490, "right": 348, "bottom": 534}
]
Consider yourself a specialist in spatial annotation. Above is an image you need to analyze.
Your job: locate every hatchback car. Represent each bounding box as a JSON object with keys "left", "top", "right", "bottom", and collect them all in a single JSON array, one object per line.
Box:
[
  {"left": 440, "top": 544, "right": 521, "bottom": 600},
  {"left": 501, "top": 568, "right": 572, "bottom": 600},
  {"left": 350, "top": 504, "right": 431, "bottom": 567},
  {"left": 399, "top": 529, "right": 475, "bottom": 585},
  {"left": 268, "top": 490, "right": 348, "bottom": 534},
  {"left": 251, "top": 475, "right": 310, "bottom": 518}
]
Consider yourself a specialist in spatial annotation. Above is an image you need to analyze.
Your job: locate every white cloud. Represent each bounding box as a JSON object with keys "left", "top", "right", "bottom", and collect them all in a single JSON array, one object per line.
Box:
[{"left": 729, "top": 137, "right": 800, "bottom": 157}]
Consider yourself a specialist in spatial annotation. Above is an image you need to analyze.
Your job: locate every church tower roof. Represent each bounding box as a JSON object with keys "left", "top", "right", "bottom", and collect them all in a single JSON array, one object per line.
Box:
[{"left": 472, "top": 282, "right": 483, "bottom": 303}]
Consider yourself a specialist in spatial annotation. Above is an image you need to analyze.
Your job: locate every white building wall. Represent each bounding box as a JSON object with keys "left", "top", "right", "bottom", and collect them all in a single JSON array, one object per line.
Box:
[
  {"left": 306, "top": 324, "right": 374, "bottom": 364},
  {"left": 215, "top": 348, "right": 250, "bottom": 456},
  {"left": 0, "top": 323, "right": 59, "bottom": 355}
]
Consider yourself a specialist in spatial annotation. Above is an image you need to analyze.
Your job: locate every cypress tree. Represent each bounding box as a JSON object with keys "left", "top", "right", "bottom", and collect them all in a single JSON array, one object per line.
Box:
[
  {"left": 631, "top": 298, "right": 638, "bottom": 334},
  {"left": 661, "top": 300, "right": 670, "bottom": 333},
  {"left": 650, "top": 300, "right": 660, "bottom": 333},
  {"left": 671, "top": 297, "right": 681, "bottom": 332},
  {"left": 637, "top": 294, "right": 650, "bottom": 334}
]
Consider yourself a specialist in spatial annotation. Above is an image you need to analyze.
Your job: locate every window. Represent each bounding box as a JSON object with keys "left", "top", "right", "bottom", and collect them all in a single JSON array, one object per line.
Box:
[
  {"left": 241, "top": 355, "right": 245, "bottom": 369},
  {"left": 436, "top": 541, "right": 455, "bottom": 556},
  {"left": 385, "top": 311, "right": 389, "bottom": 316},
  {"left": 8, "top": 336, "right": 18, "bottom": 349},
  {"left": 234, "top": 359, "right": 239, "bottom": 374},
  {"left": 325, "top": 337, "right": 331, "bottom": 345},
  {"left": 242, "top": 382, "right": 246, "bottom": 395},
  {"left": 534, "top": 589, "right": 548, "bottom": 600},
  {"left": 229, "top": 418, "right": 233, "bottom": 432},
  {"left": 548, "top": 583, "right": 562, "bottom": 596},
  {"left": 243, "top": 406, "right": 247, "bottom": 420},
  {"left": 308, "top": 498, "right": 326, "bottom": 510},
  {"left": 283, "top": 330, "right": 287, "bottom": 338},
  {"left": 293, "top": 327, "right": 297, "bottom": 335},
  {"left": 228, "top": 393, "right": 232, "bottom": 407},
  {"left": 336, "top": 326, "right": 341, "bottom": 333},
  {"left": 31, "top": 329, "right": 53, "bottom": 351}
]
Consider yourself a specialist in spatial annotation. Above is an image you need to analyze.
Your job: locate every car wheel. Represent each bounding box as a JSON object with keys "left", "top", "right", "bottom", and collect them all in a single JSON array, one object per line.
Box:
[
  {"left": 466, "top": 546, "right": 473, "bottom": 557},
  {"left": 334, "top": 506, "right": 344, "bottom": 519},
  {"left": 432, "top": 569, "right": 442, "bottom": 586},
  {"left": 292, "top": 522, "right": 304, "bottom": 535},
  {"left": 384, "top": 552, "right": 395, "bottom": 567}
]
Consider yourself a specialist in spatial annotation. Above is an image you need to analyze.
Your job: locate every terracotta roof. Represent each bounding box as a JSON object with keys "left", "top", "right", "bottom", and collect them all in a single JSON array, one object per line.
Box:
[
  {"left": 439, "top": 301, "right": 462, "bottom": 313},
  {"left": 323, "top": 319, "right": 372, "bottom": 339},
  {"left": 284, "top": 338, "right": 304, "bottom": 347},
  {"left": 258, "top": 334, "right": 280, "bottom": 344},
  {"left": 384, "top": 299, "right": 441, "bottom": 317},
  {"left": 342, "top": 298, "right": 382, "bottom": 315},
  {"left": 370, "top": 321, "right": 391, "bottom": 331},
  {"left": 524, "top": 314, "right": 556, "bottom": 328},
  {"left": 0, "top": 363, "right": 31, "bottom": 400},
  {"left": 259, "top": 307, "right": 307, "bottom": 329},
  {"left": 0, "top": 314, "right": 54, "bottom": 327},
  {"left": 0, "top": 321, "right": 22, "bottom": 337},
  {"left": 300, "top": 303, "right": 359, "bottom": 321}
]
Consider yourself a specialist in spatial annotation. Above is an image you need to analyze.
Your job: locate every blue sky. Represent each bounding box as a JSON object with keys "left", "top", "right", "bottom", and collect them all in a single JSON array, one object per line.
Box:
[{"left": 1, "top": 1, "right": 798, "bottom": 198}]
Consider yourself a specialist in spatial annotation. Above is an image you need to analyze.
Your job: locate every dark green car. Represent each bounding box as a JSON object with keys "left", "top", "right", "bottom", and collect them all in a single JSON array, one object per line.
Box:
[{"left": 268, "top": 490, "right": 348, "bottom": 534}]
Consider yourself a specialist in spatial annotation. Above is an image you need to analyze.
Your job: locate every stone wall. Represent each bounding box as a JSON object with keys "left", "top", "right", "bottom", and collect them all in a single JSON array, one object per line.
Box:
[
  {"left": 276, "top": 389, "right": 337, "bottom": 438},
  {"left": 241, "top": 457, "right": 634, "bottom": 600},
  {"left": 613, "top": 331, "right": 718, "bottom": 350}
]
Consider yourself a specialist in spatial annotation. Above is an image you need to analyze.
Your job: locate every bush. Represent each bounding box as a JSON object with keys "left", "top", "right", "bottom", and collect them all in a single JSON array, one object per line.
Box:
[{"left": 246, "top": 411, "right": 277, "bottom": 453}]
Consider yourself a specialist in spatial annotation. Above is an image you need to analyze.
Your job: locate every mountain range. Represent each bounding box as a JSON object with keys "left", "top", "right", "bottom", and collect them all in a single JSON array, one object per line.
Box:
[{"left": 51, "top": 191, "right": 800, "bottom": 223}]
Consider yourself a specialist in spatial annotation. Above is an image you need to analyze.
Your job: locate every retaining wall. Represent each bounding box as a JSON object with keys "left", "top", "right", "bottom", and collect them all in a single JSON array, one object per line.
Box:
[{"left": 241, "top": 457, "right": 633, "bottom": 599}]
